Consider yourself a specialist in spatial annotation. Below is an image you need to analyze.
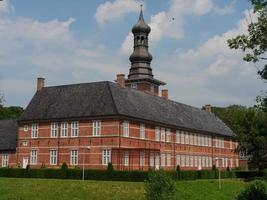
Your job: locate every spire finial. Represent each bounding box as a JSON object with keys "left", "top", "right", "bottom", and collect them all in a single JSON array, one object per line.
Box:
[{"left": 139, "top": 4, "right": 144, "bottom": 21}]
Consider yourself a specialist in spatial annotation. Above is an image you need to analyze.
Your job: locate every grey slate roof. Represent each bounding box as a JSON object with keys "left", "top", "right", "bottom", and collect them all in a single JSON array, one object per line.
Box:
[
  {"left": 0, "top": 120, "right": 17, "bottom": 151},
  {"left": 19, "top": 81, "right": 234, "bottom": 137}
]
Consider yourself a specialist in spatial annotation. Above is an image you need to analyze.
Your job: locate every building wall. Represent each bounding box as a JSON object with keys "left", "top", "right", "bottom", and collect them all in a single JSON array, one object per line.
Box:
[{"left": 1, "top": 118, "right": 239, "bottom": 170}]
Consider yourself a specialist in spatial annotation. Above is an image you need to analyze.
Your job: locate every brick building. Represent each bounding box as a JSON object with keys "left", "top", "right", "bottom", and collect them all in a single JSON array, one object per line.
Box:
[{"left": 0, "top": 9, "right": 239, "bottom": 170}]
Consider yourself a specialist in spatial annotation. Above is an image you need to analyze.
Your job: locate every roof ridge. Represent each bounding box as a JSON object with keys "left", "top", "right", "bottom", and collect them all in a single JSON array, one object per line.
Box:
[{"left": 43, "top": 80, "right": 109, "bottom": 89}]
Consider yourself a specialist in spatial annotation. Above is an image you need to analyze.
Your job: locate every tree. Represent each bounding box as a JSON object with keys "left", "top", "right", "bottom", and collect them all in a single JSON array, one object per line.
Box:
[
  {"left": 227, "top": 0, "right": 267, "bottom": 106},
  {"left": 236, "top": 180, "right": 267, "bottom": 200}
]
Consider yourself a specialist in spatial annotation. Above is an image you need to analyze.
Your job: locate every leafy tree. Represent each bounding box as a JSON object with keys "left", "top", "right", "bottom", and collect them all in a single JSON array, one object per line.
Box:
[
  {"left": 227, "top": 0, "right": 267, "bottom": 106},
  {"left": 236, "top": 180, "right": 267, "bottom": 200},
  {"left": 0, "top": 93, "right": 24, "bottom": 119}
]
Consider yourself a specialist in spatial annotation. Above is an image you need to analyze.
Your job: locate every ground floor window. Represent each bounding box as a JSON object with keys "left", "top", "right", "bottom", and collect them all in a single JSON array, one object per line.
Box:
[
  {"left": 166, "top": 154, "right": 171, "bottom": 167},
  {"left": 161, "top": 153, "right": 166, "bottom": 167},
  {"left": 30, "top": 150, "right": 37, "bottom": 165},
  {"left": 50, "top": 150, "right": 57, "bottom": 165},
  {"left": 2, "top": 154, "right": 9, "bottom": 167},
  {"left": 150, "top": 153, "right": 154, "bottom": 167},
  {"left": 140, "top": 151, "right": 145, "bottom": 167},
  {"left": 70, "top": 150, "right": 78, "bottom": 165},
  {"left": 123, "top": 151, "right": 129, "bottom": 166},
  {"left": 102, "top": 149, "right": 111, "bottom": 165}
]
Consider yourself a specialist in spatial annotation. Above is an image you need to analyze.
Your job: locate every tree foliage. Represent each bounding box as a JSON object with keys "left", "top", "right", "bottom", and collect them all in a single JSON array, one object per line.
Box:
[
  {"left": 236, "top": 180, "right": 267, "bottom": 200},
  {"left": 0, "top": 93, "right": 24, "bottom": 120}
]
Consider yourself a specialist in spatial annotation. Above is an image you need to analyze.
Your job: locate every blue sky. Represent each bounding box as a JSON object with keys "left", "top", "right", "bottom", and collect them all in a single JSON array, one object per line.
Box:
[{"left": 0, "top": 0, "right": 265, "bottom": 108}]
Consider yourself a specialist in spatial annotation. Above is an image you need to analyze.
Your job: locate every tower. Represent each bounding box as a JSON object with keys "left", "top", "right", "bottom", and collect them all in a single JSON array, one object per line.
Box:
[{"left": 125, "top": 6, "right": 165, "bottom": 95}]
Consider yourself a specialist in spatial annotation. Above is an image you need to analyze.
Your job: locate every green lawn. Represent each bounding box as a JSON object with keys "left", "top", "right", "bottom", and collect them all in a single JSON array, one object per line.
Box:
[{"left": 0, "top": 178, "right": 264, "bottom": 200}]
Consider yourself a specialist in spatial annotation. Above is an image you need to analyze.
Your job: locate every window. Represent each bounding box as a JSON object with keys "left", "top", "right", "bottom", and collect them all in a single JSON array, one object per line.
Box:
[
  {"left": 71, "top": 121, "right": 79, "bottom": 137},
  {"left": 197, "top": 135, "right": 201, "bottom": 146},
  {"left": 198, "top": 156, "right": 202, "bottom": 167},
  {"left": 102, "top": 149, "right": 111, "bottom": 165},
  {"left": 209, "top": 157, "right": 212, "bottom": 167},
  {"left": 176, "top": 130, "right": 180, "bottom": 143},
  {"left": 176, "top": 154, "right": 181, "bottom": 166},
  {"left": 123, "top": 121, "right": 129, "bottom": 137},
  {"left": 2, "top": 154, "right": 8, "bottom": 167},
  {"left": 205, "top": 157, "right": 209, "bottom": 167},
  {"left": 23, "top": 125, "right": 28, "bottom": 131},
  {"left": 201, "top": 136, "right": 205, "bottom": 146},
  {"left": 194, "top": 156, "right": 198, "bottom": 167},
  {"left": 22, "top": 141, "right": 27, "bottom": 147},
  {"left": 185, "top": 155, "right": 190, "bottom": 167},
  {"left": 230, "top": 140, "right": 232, "bottom": 149},
  {"left": 31, "top": 123, "right": 38, "bottom": 138},
  {"left": 181, "top": 131, "right": 185, "bottom": 144},
  {"left": 124, "top": 151, "right": 129, "bottom": 166},
  {"left": 161, "top": 128, "right": 165, "bottom": 142},
  {"left": 230, "top": 158, "right": 233, "bottom": 168},
  {"left": 51, "top": 122, "right": 58, "bottom": 138},
  {"left": 140, "top": 124, "right": 145, "bottom": 139},
  {"left": 181, "top": 155, "right": 185, "bottom": 167},
  {"left": 93, "top": 120, "right": 101, "bottom": 136},
  {"left": 140, "top": 151, "right": 145, "bottom": 167},
  {"left": 30, "top": 150, "right": 37, "bottom": 165},
  {"left": 161, "top": 154, "right": 166, "bottom": 167},
  {"left": 208, "top": 136, "right": 212, "bottom": 147},
  {"left": 166, "top": 129, "right": 171, "bottom": 142},
  {"left": 50, "top": 150, "right": 57, "bottom": 165},
  {"left": 61, "top": 122, "right": 68, "bottom": 137},
  {"left": 131, "top": 83, "right": 137, "bottom": 89},
  {"left": 70, "top": 150, "right": 78, "bottom": 165},
  {"left": 166, "top": 154, "right": 171, "bottom": 167},
  {"left": 189, "top": 133, "right": 193, "bottom": 145},
  {"left": 190, "top": 156, "right": 194, "bottom": 167},
  {"left": 155, "top": 127, "right": 160, "bottom": 141},
  {"left": 225, "top": 158, "right": 228, "bottom": 167},
  {"left": 150, "top": 153, "right": 154, "bottom": 167},
  {"left": 193, "top": 134, "right": 197, "bottom": 145},
  {"left": 185, "top": 132, "right": 189, "bottom": 144},
  {"left": 202, "top": 156, "right": 205, "bottom": 167}
]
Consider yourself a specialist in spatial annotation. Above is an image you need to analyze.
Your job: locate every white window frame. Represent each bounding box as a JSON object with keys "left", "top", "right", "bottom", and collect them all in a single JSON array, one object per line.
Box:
[
  {"left": 194, "top": 156, "right": 198, "bottom": 167},
  {"left": 30, "top": 150, "right": 37, "bottom": 165},
  {"left": 181, "top": 155, "right": 185, "bottom": 167},
  {"left": 176, "top": 130, "right": 180, "bottom": 143},
  {"left": 70, "top": 150, "right": 78, "bottom": 165},
  {"left": 124, "top": 151, "right": 129, "bottom": 166},
  {"left": 23, "top": 125, "right": 28, "bottom": 132},
  {"left": 155, "top": 127, "right": 160, "bottom": 141},
  {"left": 50, "top": 122, "right": 58, "bottom": 138},
  {"left": 185, "top": 155, "right": 190, "bottom": 167},
  {"left": 2, "top": 154, "right": 9, "bottom": 167},
  {"left": 161, "top": 153, "right": 166, "bottom": 167},
  {"left": 140, "top": 151, "right": 145, "bottom": 167},
  {"left": 71, "top": 121, "right": 79, "bottom": 137},
  {"left": 50, "top": 150, "right": 57, "bottom": 165},
  {"left": 60, "top": 122, "right": 68, "bottom": 137},
  {"left": 140, "top": 124, "right": 145, "bottom": 139},
  {"left": 102, "top": 149, "right": 111, "bottom": 165},
  {"left": 181, "top": 131, "right": 185, "bottom": 144},
  {"left": 166, "top": 154, "right": 171, "bottom": 167},
  {"left": 166, "top": 129, "right": 171, "bottom": 142},
  {"left": 93, "top": 120, "right": 101, "bottom": 136},
  {"left": 176, "top": 154, "right": 181, "bottom": 166},
  {"left": 190, "top": 156, "right": 194, "bottom": 167},
  {"left": 185, "top": 132, "right": 189, "bottom": 144},
  {"left": 150, "top": 153, "right": 154, "bottom": 167},
  {"left": 123, "top": 121, "right": 129, "bottom": 137},
  {"left": 31, "top": 123, "right": 38, "bottom": 138},
  {"left": 161, "top": 128, "right": 165, "bottom": 142}
]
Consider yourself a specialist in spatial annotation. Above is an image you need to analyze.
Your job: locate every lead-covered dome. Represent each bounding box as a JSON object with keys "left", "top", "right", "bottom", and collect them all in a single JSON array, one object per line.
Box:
[{"left": 132, "top": 10, "right": 151, "bottom": 34}]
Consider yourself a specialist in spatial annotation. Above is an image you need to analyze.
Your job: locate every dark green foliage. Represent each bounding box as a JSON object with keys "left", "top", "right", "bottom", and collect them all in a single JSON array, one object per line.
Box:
[
  {"left": 145, "top": 170, "right": 176, "bottom": 200},
  {"left": 176, "top": 165, "right": 181, "bottom": 179},
  {"left": 61, "top": 162, "right": 68, "bottom": 170},
  {"left": 0, "top": 106, "right": 24, "bottom": 120},
  {"left": 236, "top": 180, "right": 267, "bottom": 200},
  {"left": 235, "top": 171, "right": 259, "bottom": 179}
]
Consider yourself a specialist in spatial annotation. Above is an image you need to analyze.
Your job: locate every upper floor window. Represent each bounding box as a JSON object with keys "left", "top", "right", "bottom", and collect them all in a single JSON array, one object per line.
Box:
[
  {"left": 140, "top": 124, "right": 145, "bottom": 139},
  {"left": 71, "top": 121, "right": 79, "bottom": 137},
  {"left": 93, "top": 120, "right": 101, "bottom": 136},
  {"left": 176, "top": 130, "right": 180, "bottom": 143},
  {"left": 50, "top": 150, "right": 57, "bottom": 165},
  {"left": 61, "top": 122, "right": 68, "bottom": 137},
  {"left": 70, "top": 150, "right": 78, "bottom": 165},
  {"left": 2, "top": 154, "right": 8, "bottom": 167},
  {"left": 31, "top": 124, "right": 38, "bottom": 138},
  {"left": 185, "top": 132, "right": 189, "bottom": 144},
  {"left": 155, "top": 127, "right": 160, "bottom": 141},
  {"left": 50, "top": 122, "right": 58, "bottom": 138},
  {"left": 161, "top": 128, "right": 165, "bottom": 142},
  {"left": 23, "top": 125, "right": 28, "bottom": 132},
  {"left": 123, "top": 121, "right": 129, "bottom": 137},
  {"left": 102, "top": 149, "right": 111, "bottom": 165},
  {"left": 166, "top": 129, "right": 171, "bottom": 142},
  {"left": 30, "top": 150, "right": 37, "bottom": 165},
  {"left": 180, "top": 131, "right": 185, "bottom": 144}
]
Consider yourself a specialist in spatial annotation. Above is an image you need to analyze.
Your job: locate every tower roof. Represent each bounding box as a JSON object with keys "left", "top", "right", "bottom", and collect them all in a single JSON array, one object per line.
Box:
[{"left": 132, "top": 7, "right": 151, "bottom": 34}]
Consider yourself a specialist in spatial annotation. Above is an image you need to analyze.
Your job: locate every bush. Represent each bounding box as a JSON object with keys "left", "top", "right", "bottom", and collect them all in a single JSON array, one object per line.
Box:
[
  {"left": 176, "top": 165, "right": 181, "bottom": 179},
  {"left": 145, "top": 170, "right": 176, "bottom": 200},
  {"left": 180, "top": 170, "right": 198, "bottom": 180},
  {"left": 236, "top": 180, "right": 267, "bottom": 200},
  {"left": 235, "top": 171, "right": 259, "bottom": 179},
  {"left": 106, "top": 162, "right": 114, "bottom": 180}
]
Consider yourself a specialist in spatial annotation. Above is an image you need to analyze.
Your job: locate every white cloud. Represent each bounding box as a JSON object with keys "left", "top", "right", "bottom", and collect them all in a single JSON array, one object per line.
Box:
[
  {"left": 94, "top": 0, "right": 142, "bottom": 26},
  {"left": 0, "top": 0, "right": 13, "bottom": 13},
  {"left": 214, "top": 0, "right": 236, "bottom": 15}
]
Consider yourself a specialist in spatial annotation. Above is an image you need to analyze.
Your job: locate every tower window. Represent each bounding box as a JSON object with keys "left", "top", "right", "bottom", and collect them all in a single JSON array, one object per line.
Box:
[
  {"left": 131, "top": 83, "right": 137, "bottom": 89},
  {"left": 141, "top": 36, "right": 144, "bottom": 44}
]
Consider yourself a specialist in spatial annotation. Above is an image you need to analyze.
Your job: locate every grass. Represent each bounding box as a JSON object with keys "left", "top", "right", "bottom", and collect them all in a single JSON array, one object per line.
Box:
[{"left": 0, "top": 178, "right": 265, "bottom": 200}]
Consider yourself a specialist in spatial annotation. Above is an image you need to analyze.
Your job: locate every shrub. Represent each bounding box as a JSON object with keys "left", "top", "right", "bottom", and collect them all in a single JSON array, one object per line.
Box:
[
  {"left": 61, "top": 162, "right": 68, "bottom": 170},
  {"left": 180, "top": 170, "right": 198, "bottom": 180},
  {"left": 236, "top": 180, "right": 267, "bottom": 200},
  {"left": 176, "top": 165, "right": 181, "bottom": 179},
  {"left": 145, "top": 170, "right": 176, "bottom": 200},
  {"left": 106, "top": 162, "right": 114, "bottom": 180},
  {"left": 235, "top": 171, "right": 259, "bottom": 179}
]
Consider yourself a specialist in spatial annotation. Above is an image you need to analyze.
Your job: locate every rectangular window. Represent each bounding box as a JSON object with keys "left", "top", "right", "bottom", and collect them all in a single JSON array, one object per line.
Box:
[
  {"left": 181, "top": 131, "right": 185, "bottom": 144},
  {"left": 189, "top": 133, "right": 193, "bottom": 145},
  {"left": 102, "top": 149, "right": 111, "bottom": 165},
  {"left": 194, "top": 156, "right": 198, "bottom": 167},
  {"left": 205, "top": 157, "right": 209, "bottom": 167},
  {"left": 230, "top": 158, "right": 233, "bottom": 168},
  {"left": 198, "top": 156, "right": 202, "bottom": 167},
  {"left": 150, "top": 153, "right": 154, "bottom": 167},
  {"left": 123, "top": 121, "right": 129, "bottom": 137},
  {"left": 225, "top": 158, "right": 228, "bottom": 167},
  {"left": 140, "top": 151, "right": 145, "bottom": 167},
  {"left": 190, "top": 156, "right": 193, "bottom": 167},
  {"left": 93, "top": 120, "right": 101, "bottom": 136},
  {"left": 124, "top": 151, "right": 129, "bottom": 166},
  {"left": 140, "top": 124, "right": 145, "bottom": 139},
  {"left": 230, "top": 140, "right": 232, "bottom": 149},
  {"left": 30, "top": 150, "right": 37, "bottom": 165},
  {"left": 60, "top": 122, "right": 68, "bottom": 137},
  {"left": 71, "top": 121, "right": 79, "bottom": 137},
  {"left": 166, "top": 129, "right": 171, "bottom": 142},
  {"left": 2, "top": 154, "right": 9, "bottom": 167},
  {"left": 166, "top": 154, "right": 171, "bottom": 167},
  {"left": 209, "top": 157, "right": 212, "bottom": 167},
  {"left": 50, "top": 122, "right": 58, "bottom": 138},
  {"left": 70, "top": 150, "right": 78, "bottom": 165},
  {"left": 23, "top": 125, "right": 28, "bottom": 132},
  {"left": 50, "top": 150, "right": 57, "bottom": 165},
  {"left": 161, "top": 153, "right": 166, "bottom": 167},
  {"left": 193, "top": 134, "right": 197, "bottom": 145},
  {"left": 31, "top": 123, "right": 38, "bottom": 138},
  {"left": 197, "top": 135, "right": 201, "bottom": 146},
  {"left": 185, "top": 132, "right": 189, "bottom": 144},
  {"left": 161, "top": 128, "right": 165, "bottom": 142},
  {"left": 176, "top": 154, "right": 181, "bottom": 166},
  {"left": 185, "top": 155, "right": 190, "bottom": 167},
  {"left": 181, "top": 155, "right": 185, "bottom": 167},
  {"left": 176, "top": 130, "right": 180, "bottom": 143},
  {"left": 208, "top": 136, "right": 212, "bottom": 147},
  {"left": 155, "top": 127, "right": 160, "bottom": 141},
  {"left": 221, "top": 138, "right": 224, "bottom": 148}
]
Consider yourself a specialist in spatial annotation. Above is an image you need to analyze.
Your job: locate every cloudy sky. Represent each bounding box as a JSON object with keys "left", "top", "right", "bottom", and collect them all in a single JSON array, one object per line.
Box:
[{"left": 0, "top": 0, "right": 265, "bottom": 108}]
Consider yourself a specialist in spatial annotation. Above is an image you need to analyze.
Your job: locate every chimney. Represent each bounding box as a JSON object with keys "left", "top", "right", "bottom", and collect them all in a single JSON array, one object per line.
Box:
[
  {"left": 116, "top": 74, "right": 125, "bottom": 87},
  {"left": 37, "top": 77, "right": 45, "bottom": 91},
  {"left": 161, "top": 89, "right": 168, "bottom": 100},
  {"left": 202, "top": 104, "right": 212, "bottom": 113}
]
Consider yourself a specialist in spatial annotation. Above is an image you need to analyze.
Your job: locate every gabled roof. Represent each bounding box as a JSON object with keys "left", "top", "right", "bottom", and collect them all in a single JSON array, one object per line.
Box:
[
  {"left": 19, "top": 81, "right": 234, "bottom": 137},
  {"left": 0, "top": 119, "right": 18, "bottom": 151}
]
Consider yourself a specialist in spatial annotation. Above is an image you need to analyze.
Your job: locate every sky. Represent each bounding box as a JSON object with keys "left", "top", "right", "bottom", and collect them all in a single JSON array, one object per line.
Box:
[{"left": 0, "top": 0, "right": 265, "bottom": 108}]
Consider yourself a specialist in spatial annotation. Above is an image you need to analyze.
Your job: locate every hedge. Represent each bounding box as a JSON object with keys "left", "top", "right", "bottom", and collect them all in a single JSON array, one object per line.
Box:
[{"left": 0, "top": 168, "right": 262, "bottom": 182}]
